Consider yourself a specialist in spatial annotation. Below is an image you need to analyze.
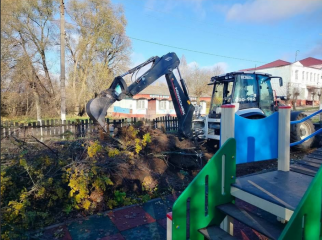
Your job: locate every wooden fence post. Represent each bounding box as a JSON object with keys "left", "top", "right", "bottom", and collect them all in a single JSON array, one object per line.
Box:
[
  {"left": 9, "top": 121, "right": 13, "bottom": 136},
  {"left": 21, "top": 123, "right": 26, "bottom": 139},
  {"left": 14, "top": 122, "right": 19, "bottom": 137},
  {"left": 55, "top": 119, "right": 59, "bottom": 136},
  {"left": 81, "top": 120, "right": 85, "bottom": 137},
  {"left": 32, "top": 122, "right": 36, "bottom": 137},
  {"left": 62, "top": 120, "right": 66, "bottom": 139},
  {"left": 27, "top": 122, "right": 32, "bottom": 138},
  {"left": 85, "top": 119, "right": 88, "bottom": 136},
  {"left": 2, "top": 121, "right": 6, "bottom": 138},
  {"left": 41, "top": 120, "right": 44, "bottom": 139}
]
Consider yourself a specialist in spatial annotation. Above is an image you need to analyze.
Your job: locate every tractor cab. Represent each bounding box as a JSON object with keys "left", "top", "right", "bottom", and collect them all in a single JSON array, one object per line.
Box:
[
  {"left": 193, "top": 72, "right": 283, "bottom": 140},
  {"left": 208, "top": 72, "right": 282, "bottom": 119}
]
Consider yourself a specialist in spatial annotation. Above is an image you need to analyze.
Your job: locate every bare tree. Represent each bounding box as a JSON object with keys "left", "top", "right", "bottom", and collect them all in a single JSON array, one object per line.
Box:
[
  {"left": 65, "top": 0, "right": 131, "bottom": 116},
  {"left": 1, "top": 0, "right": 60, "bottom": 120},
  {"left": 180, "top": 56, "right": 224, "bottom": 104},
  {"left": 284, "top": 82, "right": 301, "bottom": 110},
  {"left": 291, "top": 86, "right": 300, "bottom": 110},
  {"left": 317, "top": 88, "right": 322, "bottom": 109},
  {"left": 311, "top": 88, "right": 318, "bottom": 107},
  {"left": 1, "top": 0, "right": 133, "bottom": 120}
]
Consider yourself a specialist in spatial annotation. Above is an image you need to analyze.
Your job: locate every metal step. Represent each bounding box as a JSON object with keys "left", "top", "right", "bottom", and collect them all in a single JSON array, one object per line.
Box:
[
  {"left": 199, "top": 226, "right": 236, "bottom": 240},
  {"left": 296, "top": 160, "right": 321, "bottom": 168},
  {"left": 216, "top": 203, "right": 285, "bottom": 240},
  {"left": 290, "top": 164, "right": 317, "bottom": 177},
  {"left": 306, "top": 153, "right": 322, "bottom": 160},
  {"left": 302, "top": 157, "right": 322, "bottom": 164}
]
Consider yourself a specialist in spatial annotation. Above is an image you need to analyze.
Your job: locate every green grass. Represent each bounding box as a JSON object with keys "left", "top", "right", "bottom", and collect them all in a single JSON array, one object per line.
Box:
[
  {"left": 1, "top": 115, "right": 117, "bottom": 124},
  {"left": 296, "top": 106, "right": 320, "bottom": 111}
]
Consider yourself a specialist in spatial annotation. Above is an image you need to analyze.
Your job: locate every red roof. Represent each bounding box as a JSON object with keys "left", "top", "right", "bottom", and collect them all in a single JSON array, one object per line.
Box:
[
  {"left": 299, "top": 57, "right": 322, "bottom": 67},
  {"left": 240, "top": 59, "right": 291, "bottom": 71}
]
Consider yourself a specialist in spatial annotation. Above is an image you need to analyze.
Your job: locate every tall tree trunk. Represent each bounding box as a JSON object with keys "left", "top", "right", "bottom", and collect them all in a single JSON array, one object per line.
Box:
[
  {"left": 292, "top": 99, "right": 297, "bottom": 110},
  {"left": 33, "top": 90, "right": 41, "bottom": 122},
  {"left": 74, "top": 104, "right": 80, "bottom": 116},
  {"left": 40, "top": 50, "right": 55, "bottom": 97},
  {"left": 26, "top": 95, "right": 29, "bottom": 116},
  {"left": 197, "top": 96, "right": 200, "bottom": 105}
]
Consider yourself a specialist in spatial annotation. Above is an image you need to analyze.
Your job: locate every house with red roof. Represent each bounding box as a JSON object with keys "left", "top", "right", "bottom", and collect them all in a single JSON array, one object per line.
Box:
[
  {"left": 107, "top": 84, "right": 211, "bottom": 118},
  {"left": 240, "top": 57, "right": 322, "bottom": 106}
]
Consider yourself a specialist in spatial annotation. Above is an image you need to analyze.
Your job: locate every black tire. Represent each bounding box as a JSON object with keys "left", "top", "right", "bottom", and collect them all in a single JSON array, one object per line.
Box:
[{"left": 290, "top": 113, "right": 315, "bottom": 150}]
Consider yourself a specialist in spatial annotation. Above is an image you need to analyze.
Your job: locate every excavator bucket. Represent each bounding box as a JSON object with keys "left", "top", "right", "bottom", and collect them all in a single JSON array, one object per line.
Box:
[
  {"left": 86, "top": 92, "right": 117, "bottom": 131},
  {"left": 86, "top": 76, "right": 129, "bottom": 131}
]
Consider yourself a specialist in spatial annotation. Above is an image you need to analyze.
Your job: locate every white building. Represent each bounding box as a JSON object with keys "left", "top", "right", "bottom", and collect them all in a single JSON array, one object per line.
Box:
[
  {"left": 241, "top": 57, "right": 322, "bottom": 106},
  {"left": 107, "top": 85, "right": 211, "bottom": 118}
]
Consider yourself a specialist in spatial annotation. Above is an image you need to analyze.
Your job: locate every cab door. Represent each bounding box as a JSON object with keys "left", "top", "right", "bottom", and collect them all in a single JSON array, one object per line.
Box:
[{"left": 258, "top": 76, "right": 275, "bottom": 116}]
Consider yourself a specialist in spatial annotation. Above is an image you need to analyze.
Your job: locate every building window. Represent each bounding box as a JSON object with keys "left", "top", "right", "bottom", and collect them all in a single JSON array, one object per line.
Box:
[
  {"left": 159, "top": 100, "right": 167, "bottom": 110},
  {"left": 302, "top": 71, "right": 304, "bottom": 80},
  {"left": 137, "top": 99, "right": 145, "bottom": 109},
  {"left": 169, "top": 101, "right": 174, "bottom": 110},
  {"left": 306, "top": 72, "right": 308, "bottom": 82},
  {"left": 310, "top": 73, "right": 313, "bottom": 82},
  {"left": 295, "top": 70, "right": 298, "bottom": 80}
]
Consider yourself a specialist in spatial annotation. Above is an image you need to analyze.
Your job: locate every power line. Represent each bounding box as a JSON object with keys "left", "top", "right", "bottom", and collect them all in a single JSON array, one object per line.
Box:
[
  {"left": 51, "top": 15, "right": 266, "bottom": 63},
  {"left": 128, "top": 36, "right": 265, "bottom": 63},
  {"left": 3, "top": 13, "right": 266, "bottom": 63}
]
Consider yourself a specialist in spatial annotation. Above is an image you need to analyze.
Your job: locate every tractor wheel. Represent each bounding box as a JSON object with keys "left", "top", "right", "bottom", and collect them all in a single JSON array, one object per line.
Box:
[{"left": 290, "top": 113, "right": 315, "bottom": 150}]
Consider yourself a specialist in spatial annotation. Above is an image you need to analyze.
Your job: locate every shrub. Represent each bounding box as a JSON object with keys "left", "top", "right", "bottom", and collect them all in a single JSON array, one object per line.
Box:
[
  {"left": 87, "top": 141, "right": 103, "bottom": 158},
  {"left": 1, "top": 125, "right": 153, "bottom": 239}
]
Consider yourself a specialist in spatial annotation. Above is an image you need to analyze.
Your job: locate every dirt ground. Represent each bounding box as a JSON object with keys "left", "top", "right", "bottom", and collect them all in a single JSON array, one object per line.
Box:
[
  {"left": 110, "top": 126, "right": 319, "bottom": 194},
  {"left": 1, "top": 125, "right": 318, "bottom": 229},
  {"left": 1, "top": 126, "right": 317, "bottom": 195}
]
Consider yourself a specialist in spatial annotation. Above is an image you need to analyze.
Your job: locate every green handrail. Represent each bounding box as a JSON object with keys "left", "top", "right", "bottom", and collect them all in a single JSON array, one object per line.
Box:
[
  {"left": 172, "top": 138, "right": 236, "bottom": 240},
  {"left": 279, "top": 166, "right": 322, "bottom": 239}
]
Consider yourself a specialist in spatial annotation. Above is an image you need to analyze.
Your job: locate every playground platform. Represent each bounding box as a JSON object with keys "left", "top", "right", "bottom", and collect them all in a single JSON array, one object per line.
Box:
[
  {"left": 168, "top": 106, "right": 322, "bottom": 240},
  {"left": 170, "top": 143, "right": 322, "bottom": 240},
  {"left": 232, "top": 147, "right": 322, "bottom": 220}
]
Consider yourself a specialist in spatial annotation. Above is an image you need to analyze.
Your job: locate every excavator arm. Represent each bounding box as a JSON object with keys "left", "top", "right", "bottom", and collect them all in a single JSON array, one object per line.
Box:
[{"left": 86, "top": 52, "right": 195, "bottom": 138}]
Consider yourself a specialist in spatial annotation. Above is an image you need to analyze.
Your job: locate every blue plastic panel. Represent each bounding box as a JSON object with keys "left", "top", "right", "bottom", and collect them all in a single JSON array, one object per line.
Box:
[
  {"left": 113, "top": 106, "right": 130, "bottom": 114},
  {"left": 234, "top": 112, "right": 278, "bottom": 164}
]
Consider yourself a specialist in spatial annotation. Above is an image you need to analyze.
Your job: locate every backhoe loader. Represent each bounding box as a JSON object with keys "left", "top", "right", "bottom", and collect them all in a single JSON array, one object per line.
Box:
[{"left": 86, "top": 52, "right": 315, "bottom": 149}]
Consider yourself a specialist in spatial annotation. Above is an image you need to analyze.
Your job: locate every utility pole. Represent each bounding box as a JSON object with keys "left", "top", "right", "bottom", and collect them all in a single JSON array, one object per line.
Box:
[
  {"left": 60, "top": 0, "right": 66, "bottom": 121},
  {"left": 295, "top": 50, "right": 300, "bottom": 62}
]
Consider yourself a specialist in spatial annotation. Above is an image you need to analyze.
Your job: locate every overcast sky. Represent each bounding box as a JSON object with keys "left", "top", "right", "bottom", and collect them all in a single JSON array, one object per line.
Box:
[{"left": 111, "top": 0, "right": 322, "bottom": 73}]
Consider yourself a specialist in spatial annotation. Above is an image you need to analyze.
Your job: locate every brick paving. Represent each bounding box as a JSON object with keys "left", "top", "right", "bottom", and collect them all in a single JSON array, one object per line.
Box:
[
  {"left": 40, "top": 194, "right": 179, "bottom": 240},
  {"left": 39, "top": 193, "right": 271, "bottom": 240}
]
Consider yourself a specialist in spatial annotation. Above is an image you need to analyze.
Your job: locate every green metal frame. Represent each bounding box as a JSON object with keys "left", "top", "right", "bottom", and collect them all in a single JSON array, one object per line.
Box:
[
  {"left": 172, "top": 138, "right": 236, "bottom": 240},
  {"left": 279, "top": 166, "right": 322, "bottom": 240}
]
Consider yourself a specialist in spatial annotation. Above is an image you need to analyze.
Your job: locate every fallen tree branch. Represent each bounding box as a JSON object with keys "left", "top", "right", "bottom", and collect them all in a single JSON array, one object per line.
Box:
[{"left": 31, "top": 135, "right": 58, "bottom": 156}]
